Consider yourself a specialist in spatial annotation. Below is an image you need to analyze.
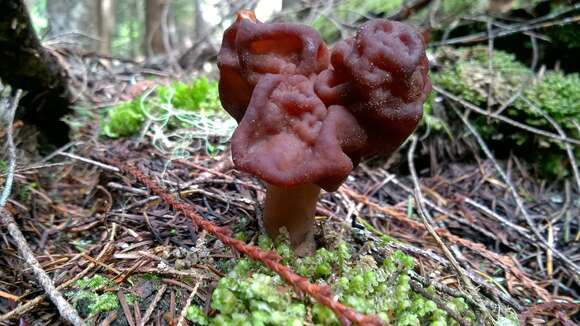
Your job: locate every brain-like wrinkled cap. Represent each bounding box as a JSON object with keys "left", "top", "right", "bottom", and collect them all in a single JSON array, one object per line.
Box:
[
  {"left": 218, "top": 13, "right": 431, "bottom": 191},
  {"left": 231, "top": 75, "right": 365, "bottom": 191},
  {"left": 327, "top": 19, "right": 431, "bottom": 155},
  {"left": 217, "top": 10, "right": 329, "bottom": 122}
]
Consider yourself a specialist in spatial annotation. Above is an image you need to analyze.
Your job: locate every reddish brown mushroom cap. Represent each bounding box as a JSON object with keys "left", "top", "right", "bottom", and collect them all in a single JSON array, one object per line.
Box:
[
  {"left": 217, "top": 12, "right": 330, "bottom": 122},
  {"left": 219, "top": 14, "right": 431, "bottom": 189},
  {"left": 236, "top": 20, "right": 330, "bottom": 85},
  {"left": 324, "top": 19, "right": 432, "bottom": 156},
  {"left": 231, "top": 74, "right": 365, "bottom": 191},
  {"left": 217, "top": 11, "right": 258, "bottom": 122}
]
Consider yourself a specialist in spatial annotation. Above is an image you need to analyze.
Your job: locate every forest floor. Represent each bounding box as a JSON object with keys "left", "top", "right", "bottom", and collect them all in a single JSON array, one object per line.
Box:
[{"left": 1, "top": 8, "right": 580, "bottom": 326}]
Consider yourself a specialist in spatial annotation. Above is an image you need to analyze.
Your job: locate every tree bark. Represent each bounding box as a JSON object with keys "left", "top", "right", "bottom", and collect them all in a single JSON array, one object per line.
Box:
[
  {"left": 0, "top": 0, "right": 72, "bottom": 145},
  {"left": 96, "top": 0, "right": 115, "bottom": 55},
  {"left": 144, "top": 0, "right": 169, "bottom": 57}
]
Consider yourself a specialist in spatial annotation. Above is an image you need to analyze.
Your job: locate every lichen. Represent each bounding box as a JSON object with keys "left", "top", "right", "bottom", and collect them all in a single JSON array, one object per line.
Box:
[{"left": 187, "top": 237, "right": 479, "bottom": 325}]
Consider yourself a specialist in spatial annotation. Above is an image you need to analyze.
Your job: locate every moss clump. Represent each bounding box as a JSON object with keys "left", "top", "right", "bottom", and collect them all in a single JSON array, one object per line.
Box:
[
  {"left": 102, "top": 77, "right": 223, "bottom": 138},
  {"left": 432, "top": 46, "right": 530, "bottom": 105},
  {"left": 188, "top": 237, "right": 478, "bottom": 325},
  {"left": 432, "top": 46, "right": 580, "bottom": 177},
  {"left": 186, "top": 305, "right": 210, "bottom": 325},
  {"left": 156, "top": 77, "right": 220, "bottom": 113},
  {"left": 102, "top": 100, "right": 146, "bottom": 138},
  {"left": 66, "top": 275, "right": 119, "bottom": 316}
]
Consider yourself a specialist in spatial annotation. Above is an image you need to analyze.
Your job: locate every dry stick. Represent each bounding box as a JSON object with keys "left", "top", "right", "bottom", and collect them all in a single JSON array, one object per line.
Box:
[
  {"left": 431, "top": 10, "right": 580, "bottom": 46},
  {"left": 0, "top": 221, "right": 118, "bottom": 321},
  {"left": 176, "top": 282, "right": 201, "bottom": 326},
  {"left": 408, "top": 136, "right": 489, "bottom": 323},
  {"left": 109, "top": 160, "right": 386, "bottom": 326},
  {"left": 432, "top": 85, "right": 580, "bottom": 146},
  {"left": 138, "top": 284, "right": 167, "bottom": 326},
  {"left": 0, "top": 90, "right": 85, "bottom": 326},
  {"left": 520, "top": 97, "right": 580, "bottom": 193},
  {"left": 450, "top": 105, "right": 580, "bottom": 276}
]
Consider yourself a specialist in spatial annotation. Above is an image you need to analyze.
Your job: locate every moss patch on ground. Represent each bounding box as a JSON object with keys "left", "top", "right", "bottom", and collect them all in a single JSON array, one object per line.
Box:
[
  {"left": 101, "top": 77, "right": 224, "bottom": 139},
  {"left": 185, "top": 237, "right": 485, "bottom": 326}
]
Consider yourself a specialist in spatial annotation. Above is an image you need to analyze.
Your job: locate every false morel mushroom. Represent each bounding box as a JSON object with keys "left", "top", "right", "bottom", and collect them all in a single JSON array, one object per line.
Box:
[{"left": 218, "top": 11, "right": 431, "bottom": 255}]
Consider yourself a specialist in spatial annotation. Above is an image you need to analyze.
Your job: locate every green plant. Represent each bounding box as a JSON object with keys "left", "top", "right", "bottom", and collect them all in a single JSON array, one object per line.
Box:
[
  {"left": 102, "top": 77, "right": 224, "bottom": 139},
  {"left": 188, "top": 237, "right": 480, "bottom": 325},
  {"left": 67, "top": 275, "right": 119, "bottom": 316},
  {"left": 432, "top": 46, "right": 580, "bottom": 177},
  {"left": 102, "top": 99, "right": 146, "bottom": 138},
  {"left": 156, "top": 77, "right": 220, "bottom": 113}
]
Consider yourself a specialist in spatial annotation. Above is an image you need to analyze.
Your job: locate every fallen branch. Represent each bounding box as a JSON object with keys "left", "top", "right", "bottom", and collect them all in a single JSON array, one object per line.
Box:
[
  {"left": 105, "top": 159, "right": 386, "bottom": 326},
  {"left": 0, "top": 90, "right": 85, "bottom": 326}
]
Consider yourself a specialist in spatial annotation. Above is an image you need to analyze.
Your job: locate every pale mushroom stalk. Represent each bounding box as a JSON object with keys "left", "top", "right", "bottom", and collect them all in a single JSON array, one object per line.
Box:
[{"left": 263, "top": 183, "right": 320, "bottom": 256}]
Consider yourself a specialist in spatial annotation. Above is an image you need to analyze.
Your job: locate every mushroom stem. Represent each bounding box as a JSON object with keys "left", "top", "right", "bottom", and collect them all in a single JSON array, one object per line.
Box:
[{"left": 263, "top": 183, "right": 321, "bottom": 256}]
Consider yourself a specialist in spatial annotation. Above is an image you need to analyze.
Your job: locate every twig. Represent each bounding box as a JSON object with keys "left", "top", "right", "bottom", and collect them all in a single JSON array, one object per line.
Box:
[
  {"left": 0, "top": 90, "right": 21, "bottom": 207},
  {"left": 388, "top": 0, "right": 433, "bottom": 21},
  {"left": 106, "top": 159, "right": 387, "bottom": 326},
  {"left": 520, "top": 97, "right": 580, "bottom": 192},
  {"left": 58, "top": 152, "right": 120, "bottom": 172},
  {"left": 450, "top": 105, "right": 580, "bottom": 275},
  {"left": 0, "top": 219, "right": 117, "bottom": 321},
  {"left": 176, "top": 282, "right": 201, "bottom": 326},
  {"left": 138, "top": 284, "right": 167, "bottom": 326},
  {"left": 408, "top": 136, "right": 490, "bottom": 321},
  {"left": 410, "top": 280, "right": 470, "bottom": 326},
  {"left": 431, "top": 10, "right": 580, "bottom": 46},
  {"left": 433, "top": 85, "right": 580, "bottom": 146},
  {"left": 0, "top": 90, "right": 85, "bottom": 326}
]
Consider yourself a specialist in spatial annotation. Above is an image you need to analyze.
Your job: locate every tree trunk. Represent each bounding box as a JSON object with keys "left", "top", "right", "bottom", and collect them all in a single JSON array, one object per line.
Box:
[
  {"left": 0, "top": 0, "right": 72, "bottom": 145},
  {"left": 46, "top": 0, "right": 97, "bottom": 50},
  {"left": 144, "top": 0, "right": 169, "bottom": 57},
  {"left": 96, "top": 0, "right": 115, "bottom": 55},
  {"left": 193, "top": 0, "right": 204, "bottom": 39}
]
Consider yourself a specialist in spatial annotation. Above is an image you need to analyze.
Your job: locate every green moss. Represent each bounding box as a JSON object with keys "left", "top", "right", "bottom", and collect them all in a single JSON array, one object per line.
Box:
[
  {"left": 432, "top": 46, "right": 529, "bottom": 106},
  {"left": 186, "top": 305, "right": 209, "bottom": 325},
  {"left": 102, "top": 99, "right": 146, "bottom": 138},
  {"left": 101, "top": 77, "right": 223, "bottom": 138},
  {"left": 156, "top": 77, "right": 220, "bottom": 113},
  {"left": 188, "top": 237, "right": 483, "bottom": 325},
  {"left": 432, "top": 46, "right": 580, "bottom": 177},
  {"left": 66, "top": 275, "right": 119, "bottom": 316}
]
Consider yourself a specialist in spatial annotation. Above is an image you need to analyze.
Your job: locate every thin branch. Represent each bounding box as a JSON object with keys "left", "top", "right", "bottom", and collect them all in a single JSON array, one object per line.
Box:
[
  {"left": 450, "top": 105, "right": 580, "bottom": 275},
  {"left": 433, "top": 85, "right": 580, "bottom": 146},
  {"left": 176, "top": 282, "right": 201, "bottom": 326},
  {"left": 520, "top": 97, "right": 580, "bottom": 193},
  {"left": 0, "top": 90, "right": 85, "bottom": 326},
  {"left": 408, "top": 136, "right": 490, "bottom": 321},
  {"left": 138, "top": 284, "right": 167, "bottom": 326}
]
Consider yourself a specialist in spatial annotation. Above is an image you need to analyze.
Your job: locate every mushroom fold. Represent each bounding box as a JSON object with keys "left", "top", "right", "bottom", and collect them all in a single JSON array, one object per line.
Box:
[{"left": 218, "top": 12, "right": 431, "bottom": 191}]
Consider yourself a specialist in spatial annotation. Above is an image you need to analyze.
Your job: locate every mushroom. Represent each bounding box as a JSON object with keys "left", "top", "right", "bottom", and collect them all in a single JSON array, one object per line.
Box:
[{"left": 217, "top": 12, "right": 431, "bottom": 255}]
